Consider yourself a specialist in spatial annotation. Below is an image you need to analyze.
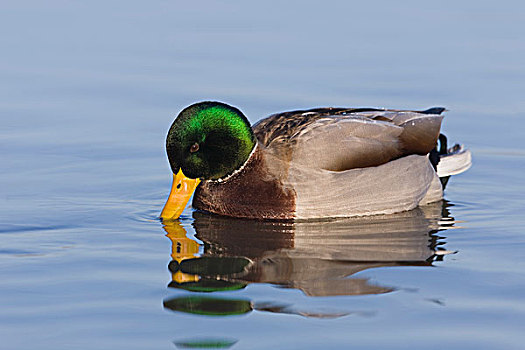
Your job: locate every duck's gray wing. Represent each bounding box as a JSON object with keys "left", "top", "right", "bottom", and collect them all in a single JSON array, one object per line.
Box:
[
  {"left": 252, "top": 107, "right": 444, "bottom": 171},
  {"left": 253, "top": 107, "right": 384, "bottom": 148}
]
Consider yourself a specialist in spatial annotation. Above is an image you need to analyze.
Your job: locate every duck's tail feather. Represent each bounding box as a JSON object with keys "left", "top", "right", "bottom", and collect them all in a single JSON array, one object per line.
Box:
[
  {"left": 430, "top": 134, "right": 472, "bottom": 189},
  {"left": 437, "top": 144, "right": 472, "bottom": 178}
]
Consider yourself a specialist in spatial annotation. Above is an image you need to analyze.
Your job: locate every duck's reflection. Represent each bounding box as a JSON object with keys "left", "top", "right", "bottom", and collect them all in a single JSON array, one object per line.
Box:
[{"left": 163, "top": 200, "right": 456, "bottom": 317}]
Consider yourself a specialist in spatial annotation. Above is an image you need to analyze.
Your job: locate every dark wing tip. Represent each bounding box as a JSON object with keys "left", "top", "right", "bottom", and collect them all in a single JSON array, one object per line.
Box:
[{"left": 419, "top": 107, "right": 447, "bottom": 115}]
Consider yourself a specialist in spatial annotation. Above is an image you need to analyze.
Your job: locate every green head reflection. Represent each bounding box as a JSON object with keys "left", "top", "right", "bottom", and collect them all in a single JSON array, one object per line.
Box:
[{"left": 163, "top": 296, "right": 252, "bottom": 317}]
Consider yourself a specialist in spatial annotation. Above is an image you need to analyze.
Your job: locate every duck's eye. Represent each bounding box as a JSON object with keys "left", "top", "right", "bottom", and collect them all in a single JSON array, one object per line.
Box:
[{"left": 190, "top": 143, "right": 199, "bottom": 153}]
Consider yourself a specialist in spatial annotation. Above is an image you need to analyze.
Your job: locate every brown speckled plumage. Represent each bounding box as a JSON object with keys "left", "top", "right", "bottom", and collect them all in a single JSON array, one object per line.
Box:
[{"left": 252, "top": 107, "right": 444, "bottom": 171}]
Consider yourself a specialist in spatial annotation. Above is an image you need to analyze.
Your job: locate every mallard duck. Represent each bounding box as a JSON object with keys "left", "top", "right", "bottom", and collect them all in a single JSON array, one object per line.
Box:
[{"left": 160, "top": 101, "right": 471, "bottom": 220}]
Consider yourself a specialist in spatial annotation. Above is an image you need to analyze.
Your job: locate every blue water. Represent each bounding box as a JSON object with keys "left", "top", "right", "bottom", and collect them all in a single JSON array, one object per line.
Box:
[{"left": 1, "top": 1, "right": 525, "bottom": 349}]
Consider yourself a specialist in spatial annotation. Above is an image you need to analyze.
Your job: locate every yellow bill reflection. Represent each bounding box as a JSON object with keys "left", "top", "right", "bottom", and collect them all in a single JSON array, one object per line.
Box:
[{"left": 164, "top": 222, "right": 200, "bottom": 284}]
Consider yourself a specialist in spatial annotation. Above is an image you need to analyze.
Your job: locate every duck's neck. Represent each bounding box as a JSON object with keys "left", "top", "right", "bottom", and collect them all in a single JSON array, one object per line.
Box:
[{"left": 210, "top": 143, "right": 258, "bottom": 184}]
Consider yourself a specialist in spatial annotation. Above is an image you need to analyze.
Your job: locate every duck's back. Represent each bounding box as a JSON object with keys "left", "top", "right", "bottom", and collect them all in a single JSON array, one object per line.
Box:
[{"left": 253, "top": 107, "right": 444, "bottom": 171}]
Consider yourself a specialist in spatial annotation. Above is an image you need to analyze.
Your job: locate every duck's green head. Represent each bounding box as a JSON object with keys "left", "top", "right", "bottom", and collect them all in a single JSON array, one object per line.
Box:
[
  {"left": 161, "top": 101, "right": 256, "bottom": 220},
  {"left": 166, "top": 101, "right": 256, "bottom": 180}
]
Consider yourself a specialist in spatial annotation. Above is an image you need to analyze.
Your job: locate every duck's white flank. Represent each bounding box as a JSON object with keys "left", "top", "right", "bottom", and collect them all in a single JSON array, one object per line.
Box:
[{"left": 290, "top": 154, "right": 442, "bottom": 219}]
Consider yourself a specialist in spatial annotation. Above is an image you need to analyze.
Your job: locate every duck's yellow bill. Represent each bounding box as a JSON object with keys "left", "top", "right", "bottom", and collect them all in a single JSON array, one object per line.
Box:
[{"left": 160, "top": 169, "right": 201, "bottom": 221}]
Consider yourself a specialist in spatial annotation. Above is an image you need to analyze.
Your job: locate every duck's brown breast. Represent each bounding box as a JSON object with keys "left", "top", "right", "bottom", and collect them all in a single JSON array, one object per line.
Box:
[{"left": 192, "top": 146, "right": 296, "bottom": 220}]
